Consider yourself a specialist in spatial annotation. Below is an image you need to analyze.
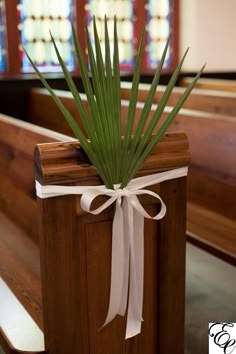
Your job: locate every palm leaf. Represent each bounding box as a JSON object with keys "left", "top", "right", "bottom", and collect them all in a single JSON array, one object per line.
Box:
[
  {"left": 26, "top": 17, "right": 204, "bottom": 190},
  {"left": 112, "top": 17, "right": 122, "bottom": 182},
  {"left": 127, "top": 47, "right": 190, "bottom": 164},
  {"left": 122, "top": 28, "right": 145, "bottom": 153},
  {"left": 130, "top": 37, "right": 170, "bottom": 151},
  {"left": 121, "top": 64, "right": 206, "bottom": 187}
]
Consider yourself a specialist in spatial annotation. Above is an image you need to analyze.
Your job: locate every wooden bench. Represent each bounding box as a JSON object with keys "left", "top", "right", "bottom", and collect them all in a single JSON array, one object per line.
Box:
[
  {"left": 35, "top": 132, "right": 190, "bottom": 354},
  {"left": 0, "top": 114, "right": 75, "bottom": 353},
  {"left": 180, "top": 77, "right": 236, "bottom": 93},
  {"left": 27, "top": 88, "right": 236, "bottom": 265},
  {"left": 120, "top": 81, "right": 236, "bottom": 117},
  {"left": 0, "top": 111, "right": 190, "bottom": 353}
]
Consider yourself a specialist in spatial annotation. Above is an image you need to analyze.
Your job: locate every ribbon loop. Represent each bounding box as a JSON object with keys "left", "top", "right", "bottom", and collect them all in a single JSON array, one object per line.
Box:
[{"left": 36, "top": 166, "right": 188, "bottom": 339}]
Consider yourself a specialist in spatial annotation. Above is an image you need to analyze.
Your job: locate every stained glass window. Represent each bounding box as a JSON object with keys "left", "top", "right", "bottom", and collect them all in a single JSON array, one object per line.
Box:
[
  {"left": 87, "top": 0, "right": 134, "bottom": 69},
  {"left": 146, "top": 0, "right": 171, "bottom": 69},
  {"left": 0, "top": 0, "right": 177, "bottom": 76},
  {"left": 0, "top": 0, "right": 7, "bottom": 72},
  {"left": 17, "top": 0, "right": 75, "bottom": 72}
]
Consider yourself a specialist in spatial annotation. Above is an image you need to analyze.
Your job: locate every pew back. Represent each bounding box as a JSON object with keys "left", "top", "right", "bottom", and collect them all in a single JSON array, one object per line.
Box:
[
  {"left": 120, "top": 81, "right": 236, "bottom": 116},
  {"left": 28, "top": 87, "right": 135, "bottom": 136},
  {"left": 0, "top": 114, "right": 75, "bottom": 242},
  {"left": 180, "top": 77, "right": 236, "bottom": 93}
]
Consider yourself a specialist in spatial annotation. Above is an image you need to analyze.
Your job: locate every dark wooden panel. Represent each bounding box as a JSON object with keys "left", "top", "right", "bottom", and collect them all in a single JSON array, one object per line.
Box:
[
  {"left": 0, "top": 76, "right": 84, "bottom": 120},
  {"left": 85, "top": 207, "right": 159, "bottom": 354}
]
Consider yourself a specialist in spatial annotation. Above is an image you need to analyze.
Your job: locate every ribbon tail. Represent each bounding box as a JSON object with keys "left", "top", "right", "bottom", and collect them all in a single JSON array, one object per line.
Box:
[
  {"left": 133, "top": 205, "right": 144, "bottom": 322},
  {"left": 118, "top": 198, "right": 130, "bottom": 316},
  {"left": 103, "top": 198, "right": 125, "bottom": 327},
  {"left": 125, "top": 199, "right": 144, "bottom": 339}
]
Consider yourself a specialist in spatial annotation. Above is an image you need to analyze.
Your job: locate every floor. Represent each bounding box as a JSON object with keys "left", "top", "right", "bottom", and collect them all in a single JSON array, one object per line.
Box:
[
  {"left": 0, "top": 243, "right": 235, "bottom": 354},
  {"left": 185, "top": 243, "right": 236, "bottom": 354}
]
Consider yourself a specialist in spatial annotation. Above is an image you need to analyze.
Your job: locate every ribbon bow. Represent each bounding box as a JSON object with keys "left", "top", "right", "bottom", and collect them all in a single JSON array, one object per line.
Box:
[{"left": 36, "top": 166, "right": 188, "bottom": 339}]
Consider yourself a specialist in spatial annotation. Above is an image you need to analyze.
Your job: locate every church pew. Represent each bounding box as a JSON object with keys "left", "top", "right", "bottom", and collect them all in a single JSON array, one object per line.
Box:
[
  {"left": 0, "top": 114, "right": 74, "bottom": 353},
  {"left": 180, "top": 77, "right": 236, "bottom": 93},
  {"left": 0, "top": 110, "right": 190, "bottom": 353},
  {"left": 28, "top": 88, "right": 236, "bottom": 265},
  {"left": 120, "top": 81, "right": 236, "bottom": 117},
  {"left": 35, "top": 132, "right": 190, "bottom": 354}
]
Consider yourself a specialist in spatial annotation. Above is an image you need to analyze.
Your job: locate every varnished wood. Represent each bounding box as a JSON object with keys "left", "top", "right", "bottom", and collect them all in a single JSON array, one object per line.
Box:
[
  {"left": 167, "top": 114, "right": 236, "bottom": 264},
  {"left": 28, "top": 88, "right": 88, "bottom": 137},
  {"left": 0, "top": 114, "right": 74, "bottom": 352},
  {"left": 180, "top": 77, "right": 236, "bottom": 93},
  {"left": 35, "top": 132, "right": 189, "bottom": 185},
  {"left": 0, "top": 114, "right": 74, "bottom": 242},
  {"left": 187, "top": 203, "right": 236, "bottom": 266},
  {"left": 36, "top": 132, "right": 190, "bottom": 354},
  {"left": 120, "top": 81, "right": 236, "bottom": 116},
  {"left": 83, "top": 207, "right": 160, "bottom": 354}
]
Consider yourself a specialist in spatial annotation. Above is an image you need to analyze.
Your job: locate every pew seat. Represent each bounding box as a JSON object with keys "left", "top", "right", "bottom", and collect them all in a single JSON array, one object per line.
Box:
[
  {"left": 0, "top": 114, "right": 74, "bottom": 353},
  {"left": 27, "top": 87, "right": 236, "bottom": 265}
]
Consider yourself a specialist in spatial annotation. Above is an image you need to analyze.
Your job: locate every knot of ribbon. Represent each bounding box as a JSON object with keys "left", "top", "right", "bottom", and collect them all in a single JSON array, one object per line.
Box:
[{"left": 36, "top": 166, "right": 188, "bottom": 339}]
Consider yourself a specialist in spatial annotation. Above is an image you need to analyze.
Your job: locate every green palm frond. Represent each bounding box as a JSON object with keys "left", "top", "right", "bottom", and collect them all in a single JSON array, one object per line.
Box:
[{"left": 26, "top": 17, "right": 204, "bottom": 189}]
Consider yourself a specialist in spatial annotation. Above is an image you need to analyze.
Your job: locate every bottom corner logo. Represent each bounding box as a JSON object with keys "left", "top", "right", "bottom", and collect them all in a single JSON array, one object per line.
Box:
[{"left": 209, "top": 323, "right": 236, "bottom": 354}]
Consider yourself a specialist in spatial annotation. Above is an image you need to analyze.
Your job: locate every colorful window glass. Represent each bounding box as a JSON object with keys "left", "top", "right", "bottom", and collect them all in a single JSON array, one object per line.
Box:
[
  {"left": 0, "top": 0, "right": 7, "bottom": 72},
  {"left": 146, "top": 0, "right": 171, "bottom": 69},
  {"left": 87, "top": 0, "right": 134, "bottom": 69},
  {"left": 18, "top": 0, "right": 75, "bottom": 72}
]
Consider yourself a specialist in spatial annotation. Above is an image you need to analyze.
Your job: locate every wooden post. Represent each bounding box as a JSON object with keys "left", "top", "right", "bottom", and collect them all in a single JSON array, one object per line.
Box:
[{"left": 35, "top": 132, "right": 190, "bottom": 354}]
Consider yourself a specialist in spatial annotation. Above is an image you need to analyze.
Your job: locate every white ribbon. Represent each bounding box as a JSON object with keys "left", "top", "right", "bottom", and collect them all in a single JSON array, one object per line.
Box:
[{"left": 36, "top": 166, "right": 188, "bottom": 339}]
